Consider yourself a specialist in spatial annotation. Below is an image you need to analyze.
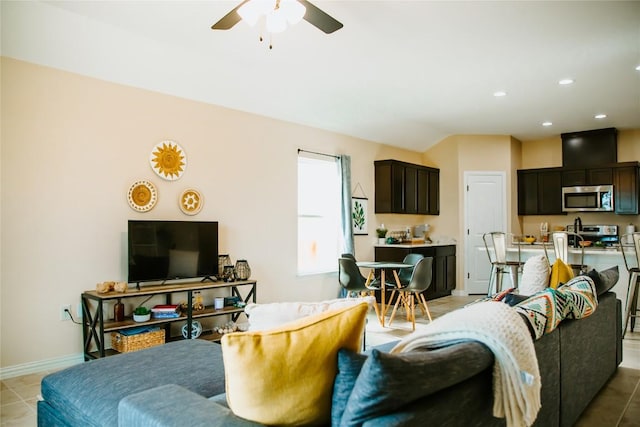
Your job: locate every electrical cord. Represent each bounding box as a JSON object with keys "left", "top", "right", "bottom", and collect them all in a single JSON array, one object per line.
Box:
[{"left": 64, "top": 308, "right": 83, "bottom": 325}]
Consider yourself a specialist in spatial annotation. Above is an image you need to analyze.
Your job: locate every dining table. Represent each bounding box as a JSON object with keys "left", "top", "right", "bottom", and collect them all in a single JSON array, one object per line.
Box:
[{"left": 356, "top": 261, "right": 412, "bottom": 327}]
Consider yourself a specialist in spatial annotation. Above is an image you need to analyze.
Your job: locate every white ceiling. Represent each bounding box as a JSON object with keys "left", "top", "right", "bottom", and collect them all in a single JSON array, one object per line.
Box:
[{"left": 2, "top": 1, "right": 639, "bottom": 151}]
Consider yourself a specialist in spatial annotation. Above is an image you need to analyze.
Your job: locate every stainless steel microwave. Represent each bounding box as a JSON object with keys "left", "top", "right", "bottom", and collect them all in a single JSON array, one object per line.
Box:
[{"left": 562, "top": 185, "right": 614, "bottom": 212}]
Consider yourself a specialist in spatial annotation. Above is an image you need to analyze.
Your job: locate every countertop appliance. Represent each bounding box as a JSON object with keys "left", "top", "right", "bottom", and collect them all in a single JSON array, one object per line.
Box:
[
  {"left": 562, "top": 185, "right": 614, "bottom": 212},
  {"left": 565, "top": 224, "right": 619, "bottom": 247}
]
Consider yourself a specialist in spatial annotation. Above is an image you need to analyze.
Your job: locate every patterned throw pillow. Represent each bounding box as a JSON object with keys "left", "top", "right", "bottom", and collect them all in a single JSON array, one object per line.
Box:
[{"left": 514, "top": 275, "right": 597, "bottom": 340}]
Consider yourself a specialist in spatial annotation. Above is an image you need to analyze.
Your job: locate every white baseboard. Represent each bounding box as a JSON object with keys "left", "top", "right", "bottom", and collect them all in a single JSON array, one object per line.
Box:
[
  {"left": 451, "top": 289, "right": 469, "bottom": 296},
  {"left": 0, "top": 353, "right": 84, "bottom": 380}
]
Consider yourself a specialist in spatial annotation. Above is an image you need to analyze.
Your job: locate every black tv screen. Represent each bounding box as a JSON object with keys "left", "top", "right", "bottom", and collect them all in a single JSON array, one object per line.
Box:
[{"left": 128, "top": 220, "right": 219, "bottom": 283}]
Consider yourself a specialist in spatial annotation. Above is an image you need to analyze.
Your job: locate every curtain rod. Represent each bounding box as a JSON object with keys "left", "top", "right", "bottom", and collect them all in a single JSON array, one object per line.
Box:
[{"left": 297, "top": 149, "right": 339, "bottom": 159}]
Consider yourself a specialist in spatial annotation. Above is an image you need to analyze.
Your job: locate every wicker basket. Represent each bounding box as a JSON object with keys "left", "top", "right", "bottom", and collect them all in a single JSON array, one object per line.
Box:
[{"left": 111, "top": 329, "right": 165, "bottom": 353}]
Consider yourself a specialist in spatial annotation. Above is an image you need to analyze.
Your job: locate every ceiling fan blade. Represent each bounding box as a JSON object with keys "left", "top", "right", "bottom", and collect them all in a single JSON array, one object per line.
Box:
[
  {"left": 299, "top": 0, "right": 343, "bottom": 34},
  {"left": 211, "top": 0, "right": 250, "bottom": 30}
]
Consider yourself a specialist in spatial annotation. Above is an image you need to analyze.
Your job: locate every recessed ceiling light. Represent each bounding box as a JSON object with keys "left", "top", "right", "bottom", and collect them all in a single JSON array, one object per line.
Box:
[
  {"left": 636, "top": 65, "right": 640, "bottom": 71},
  {"left": 595, "top": 114, "right": 607, "bottom": 119},
  {"left": 493, "top": 91, "right": 507, "bottom": 97},
  {"left": 542, "top": 121, "right": 553, "bottom": 127},
  {"left": 559, "top": 79, "right": 574, "bottom": 85}
]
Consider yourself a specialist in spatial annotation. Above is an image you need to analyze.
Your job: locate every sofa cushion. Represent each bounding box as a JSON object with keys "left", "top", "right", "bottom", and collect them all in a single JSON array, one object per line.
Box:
[
  {"left": 221, "top": 302, "right": 368, "bottom": 426},
  {"left": 519, "top": 255, "right": 550, "bottom": 295},
  {"left": 39, "top": 340, "right": 224, "bottom": 427},
  {"left": 338, "top": 342, "right": 494, "bottom": 426},
  {"left": 549, "top": 259, "right": 574, "bottom": 289}
]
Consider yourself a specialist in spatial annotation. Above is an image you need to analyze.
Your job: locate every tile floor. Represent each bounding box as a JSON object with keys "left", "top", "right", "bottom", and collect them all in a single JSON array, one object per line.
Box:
[{"left": 1, "top": 295, "right": 639, "bottom": 426}]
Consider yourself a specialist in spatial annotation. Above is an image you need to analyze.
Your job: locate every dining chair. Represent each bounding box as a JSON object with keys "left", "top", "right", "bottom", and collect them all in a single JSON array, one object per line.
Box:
[
  {"left": 619, "top": 232, "right": 640, "bottom": 336},
  {"left": 543, "top": 231, "right": 586, "bottom": 275},
  {"left": 337, "top": 257, "right": 381, "bottom": 321},
  {"left": 483, "top": 232, "right": 523, "bottom": 296},
  {"left": 388, "top": 257, "right": 434, "bottom": 331},
  {"left": 397, "top": 253, "right": 425, "bottom": 286}
]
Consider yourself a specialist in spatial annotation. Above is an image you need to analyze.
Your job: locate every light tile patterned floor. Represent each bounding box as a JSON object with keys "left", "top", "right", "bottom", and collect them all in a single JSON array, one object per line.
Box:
[{"left": 1, "top": 295, "right": 638, "bottom": 426}]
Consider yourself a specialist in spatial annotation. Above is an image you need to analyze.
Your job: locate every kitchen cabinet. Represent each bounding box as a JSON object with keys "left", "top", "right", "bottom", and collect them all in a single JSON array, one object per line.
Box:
[
  {"left": 374, "top": 160, "right": 439, "bottom": 215},
  {"left": 614, "top": 163, "right": 640, "bottom": 215},
  {"left": 562, "top": 168, "right": 613, "bottom": 186},
  {"left": 517, "top": 168, "right": 564, "bottom": 215},
  {"left": 374, "top": 244, "right": 455, "bottom": 300}
]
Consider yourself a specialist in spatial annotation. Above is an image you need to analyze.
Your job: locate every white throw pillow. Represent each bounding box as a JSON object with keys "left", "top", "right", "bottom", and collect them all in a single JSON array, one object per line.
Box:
[
  {"left": 244, "top": 296, "right": 375, "bottom": 331},
  {"left": 519, "top": 255, "right": 551, "bottom": 296}
]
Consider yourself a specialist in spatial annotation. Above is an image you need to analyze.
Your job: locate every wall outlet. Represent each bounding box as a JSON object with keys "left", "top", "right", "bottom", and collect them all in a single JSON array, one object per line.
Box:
[{"left": 60, "top": 304, "right": 71, "bottom": 321}]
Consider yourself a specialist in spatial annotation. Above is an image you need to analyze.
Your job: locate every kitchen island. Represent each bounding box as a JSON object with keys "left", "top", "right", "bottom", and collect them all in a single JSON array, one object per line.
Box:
[
  {"left": 375, "top": 242, "right": 456, "bottom": 300},
  {"left": 507, "top": 244, "right": 633, "bottom": 315}
]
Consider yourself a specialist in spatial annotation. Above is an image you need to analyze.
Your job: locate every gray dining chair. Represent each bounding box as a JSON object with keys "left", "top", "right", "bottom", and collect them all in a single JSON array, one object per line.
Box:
[
  {"left": 338, "top": 257, "right": 381, "bottom": 321},
  {"left": 388, "top": 257, "right": 434, "bottom": 330}
]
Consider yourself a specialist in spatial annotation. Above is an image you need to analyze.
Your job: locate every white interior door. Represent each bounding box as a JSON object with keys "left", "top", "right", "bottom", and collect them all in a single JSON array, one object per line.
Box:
[{"left": 464, "top": 172, "right": 506, "bottom": 294}]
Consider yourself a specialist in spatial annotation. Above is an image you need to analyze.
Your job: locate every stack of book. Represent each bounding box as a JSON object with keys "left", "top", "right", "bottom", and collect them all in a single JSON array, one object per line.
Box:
[{"left": 151, "top": 304, "right": 180, "bottom": 319}]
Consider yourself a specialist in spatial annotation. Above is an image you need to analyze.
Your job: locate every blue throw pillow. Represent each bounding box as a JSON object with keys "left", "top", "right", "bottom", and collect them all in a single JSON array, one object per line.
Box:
[
  {"left": 339, "top": 343, "right": 493, "bottom": 426},
  {"left": 331, "top": 349, "right": 366, "bottom": 426}
]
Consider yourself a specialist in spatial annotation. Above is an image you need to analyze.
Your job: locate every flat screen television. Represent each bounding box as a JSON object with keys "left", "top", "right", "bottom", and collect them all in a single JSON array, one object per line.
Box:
[{"left": 128, "top": 220, "right": 219, "bottom": 283}]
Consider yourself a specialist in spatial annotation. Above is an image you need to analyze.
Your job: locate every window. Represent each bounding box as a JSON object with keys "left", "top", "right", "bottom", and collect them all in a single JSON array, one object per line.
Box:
[{"left": 297, "top": 154, "right": 342, "bottom": 275}]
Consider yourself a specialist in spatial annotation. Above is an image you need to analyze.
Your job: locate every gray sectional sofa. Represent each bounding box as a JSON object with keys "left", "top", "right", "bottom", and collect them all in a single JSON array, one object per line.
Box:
[{"left": 37, "top": 292, "right": 622, "bottom": 427}]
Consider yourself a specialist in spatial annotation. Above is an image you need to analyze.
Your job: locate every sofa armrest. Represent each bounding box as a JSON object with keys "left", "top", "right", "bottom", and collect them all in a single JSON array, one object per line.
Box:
[{"left": 118, "top": 384, "right": 261, "bottom": 427}]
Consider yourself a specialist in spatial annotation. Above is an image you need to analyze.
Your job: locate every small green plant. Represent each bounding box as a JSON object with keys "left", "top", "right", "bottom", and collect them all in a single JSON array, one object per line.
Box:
[
  {"left": 376, "top": 227, "right": 388, "bottom": 238},
  {"left": 134, "top": 306, "right": 150, "bottom": 315}
]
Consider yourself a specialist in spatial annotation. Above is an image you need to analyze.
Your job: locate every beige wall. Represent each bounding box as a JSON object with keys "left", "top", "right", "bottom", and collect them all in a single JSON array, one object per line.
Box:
[
  {"left": 0, "top": 57, "right": 423, "bottom": 370},
  {"left": 3, "top": 56, "right": 638, "bottom": 372},
  {"left": 519, "top": 130, "right": 640, "bottom": 237}
]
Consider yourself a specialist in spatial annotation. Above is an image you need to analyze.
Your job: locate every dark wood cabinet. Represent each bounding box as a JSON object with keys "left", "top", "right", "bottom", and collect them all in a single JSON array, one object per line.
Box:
[
  {"left": 562, "top": 168, "right": 613, "bottom": 186},
  {"left": 614, "top": 164, "right": 639, "bottom": 215},
  {"left": 518, "top": 168, "right": 564, "bottom": 215},
  {"left": 375, "top": 160, "right": 439, "bottom": 215},
  {"left": 374, "top": 245, "right": 455, "bottom": 300}
]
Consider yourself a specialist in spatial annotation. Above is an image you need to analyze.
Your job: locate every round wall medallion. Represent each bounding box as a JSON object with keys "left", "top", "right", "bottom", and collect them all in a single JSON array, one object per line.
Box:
[
  {"left": 149, "top": 140, "right": 187, "bottom": 181},
  {"left": 179, "top": 188, "right": 203, "bottom": 215},
  {"left": 127, "top": 180, "right": 158, "bottom": 212}
]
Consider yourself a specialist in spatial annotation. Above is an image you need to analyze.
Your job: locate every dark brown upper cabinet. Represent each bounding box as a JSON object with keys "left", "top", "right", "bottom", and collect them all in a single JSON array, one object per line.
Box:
[
  {"left": 517, "top": 168, "right": 564, "bottom": 215},
  {"left": 561, "top": 167, "right": 613, "bottom": 186},
  {"left": 375, "top": 160, "right": 439, "bottom": 215},
  {"left": 614, "top": 163, "right": 639, "bottom": 215}
]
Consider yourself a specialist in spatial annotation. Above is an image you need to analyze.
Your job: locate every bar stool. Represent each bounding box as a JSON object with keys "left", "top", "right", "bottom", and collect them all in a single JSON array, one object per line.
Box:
[
  {"left": 543, "top": 231, "right": 587, "bottom": 275},
  {"left": 483, "top": 232, "right": 523, "bottom": 295},
  {"left": 620, "top": 232, "right": 640, "bottom": 336}
]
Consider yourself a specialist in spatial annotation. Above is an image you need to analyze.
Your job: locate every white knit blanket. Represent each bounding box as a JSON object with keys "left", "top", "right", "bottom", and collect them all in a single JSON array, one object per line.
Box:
[{"left": 391, "top": 301, "right": 541, "bottom": 427}]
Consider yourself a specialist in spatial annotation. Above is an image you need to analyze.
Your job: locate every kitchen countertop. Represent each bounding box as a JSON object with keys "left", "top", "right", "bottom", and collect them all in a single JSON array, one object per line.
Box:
[
  {"left": 507, "top": 243, "right": 631, "bottom": 255},
  {"left": 375, "top": 242, "right": 456, "bottom": 248}
]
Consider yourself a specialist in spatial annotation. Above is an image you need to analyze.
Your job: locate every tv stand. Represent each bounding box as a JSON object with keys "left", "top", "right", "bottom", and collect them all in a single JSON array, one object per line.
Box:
[{"left": 81, "top": 279, "right": 257, "bottom": 360}]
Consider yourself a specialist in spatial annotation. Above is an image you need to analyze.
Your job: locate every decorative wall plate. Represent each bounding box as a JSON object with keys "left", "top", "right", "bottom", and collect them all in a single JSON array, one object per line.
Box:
[
  {"left": 127, "top": 180, "right": 158, "bottom": 212},
  {"left": 149, "top": 140, "right": 186, "bottom": 181},
  {"left": 179, "top": 188, "right": 203, "bottom": 215}
]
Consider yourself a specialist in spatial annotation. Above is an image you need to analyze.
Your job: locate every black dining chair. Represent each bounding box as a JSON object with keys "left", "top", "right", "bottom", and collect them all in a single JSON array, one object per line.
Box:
[
  {"left": 397, "top": 253, "right": 425, "bottom": 286},
  {"left": 338, "top": 257, "right": 381, "bottom": 320},
  {"left": 620, "top": 232, "right": 640, "bottom": 336},
  {"left": 388, "top": 257, "right": 434, "bottom": 330}
]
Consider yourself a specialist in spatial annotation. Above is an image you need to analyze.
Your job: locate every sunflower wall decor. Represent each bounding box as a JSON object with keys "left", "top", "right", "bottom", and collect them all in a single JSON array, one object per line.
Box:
[
  {"left": 179, "top": 188, "right": 203, "bottom": 215},
  {"left": 150, "top": 140, "right": 187, "bottom": 181},
  {"left": 127, "top": 180, "right": 158, "bottom": 212}
]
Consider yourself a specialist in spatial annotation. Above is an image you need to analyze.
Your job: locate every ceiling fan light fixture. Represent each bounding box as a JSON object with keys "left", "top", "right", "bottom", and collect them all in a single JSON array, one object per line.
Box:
[{"left": 238, "top": 0, "right": 305, "bottom": 30}]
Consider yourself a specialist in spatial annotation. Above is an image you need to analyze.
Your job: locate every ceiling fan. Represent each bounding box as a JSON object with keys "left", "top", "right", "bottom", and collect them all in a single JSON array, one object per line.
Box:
[{"left": 211, "top": 0, "right": 343, "bottom": 34}]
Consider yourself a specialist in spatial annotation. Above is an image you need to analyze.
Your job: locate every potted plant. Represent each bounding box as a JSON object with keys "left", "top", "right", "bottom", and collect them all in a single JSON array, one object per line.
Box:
[
  {"left": 376, "top": 226, "right": 388, "bottom": 244},
  {"left": 133, "top": 306, "right": 151, "bottom": 322}
]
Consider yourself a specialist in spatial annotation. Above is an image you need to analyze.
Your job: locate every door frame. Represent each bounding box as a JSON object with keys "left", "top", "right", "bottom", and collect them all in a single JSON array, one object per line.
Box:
[{"left": 462, "top": 171, "right": 507, "bottom": 295}]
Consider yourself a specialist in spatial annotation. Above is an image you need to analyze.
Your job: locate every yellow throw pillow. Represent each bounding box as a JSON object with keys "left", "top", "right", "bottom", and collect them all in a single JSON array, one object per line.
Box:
[
  {"left": 549, "top": 259, "right": 574, "bottom": 289},
  {"left": 221, "top": 302, "right": 368, "bottom": 426}
]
